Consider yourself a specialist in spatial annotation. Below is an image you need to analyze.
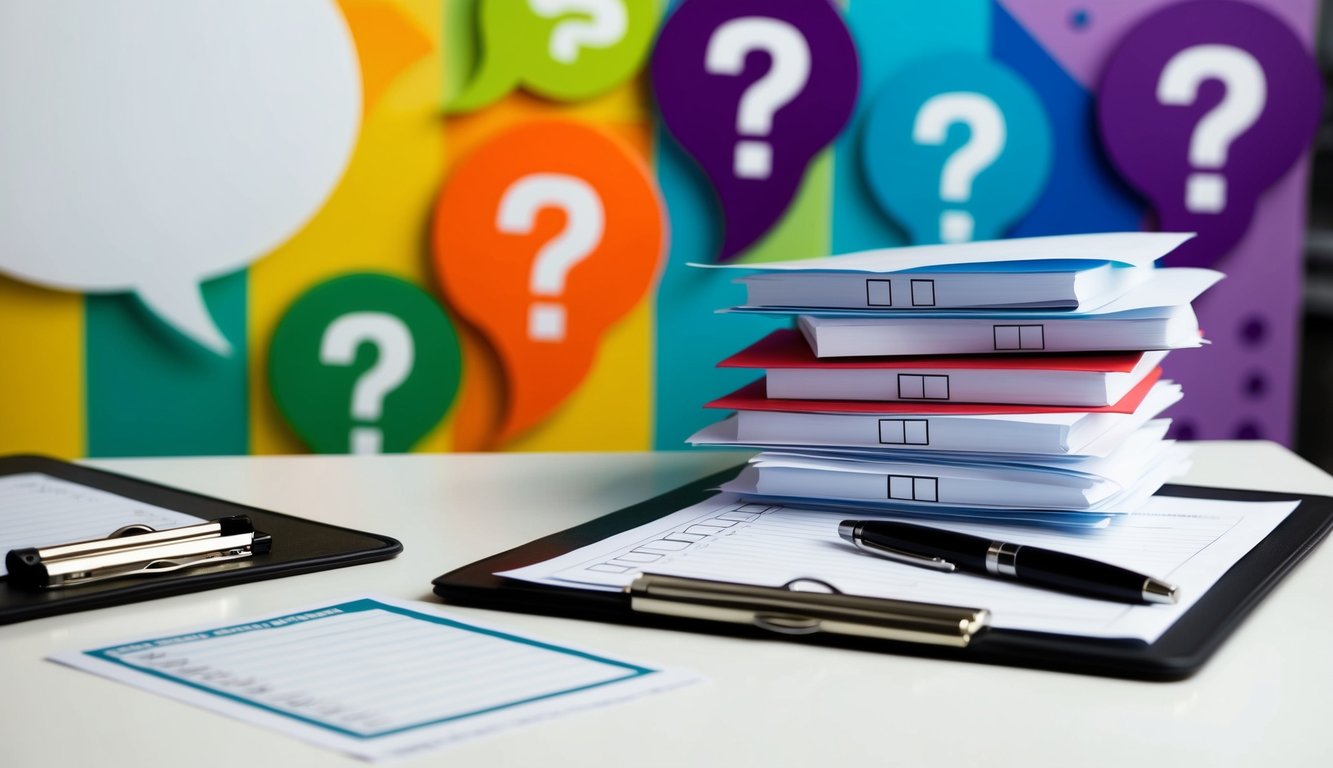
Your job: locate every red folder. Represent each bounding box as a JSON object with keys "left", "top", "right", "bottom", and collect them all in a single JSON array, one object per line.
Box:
[
  {"left": 720, "top": 328, "right": 1155, "bottom": 372},
  {"left": 707, "top": 368, "right": 1163, "bottom": 416}
]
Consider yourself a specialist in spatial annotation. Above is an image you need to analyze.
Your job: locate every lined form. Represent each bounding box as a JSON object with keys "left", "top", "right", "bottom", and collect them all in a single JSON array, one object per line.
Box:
[
  {"left": 500, "top": 492, "right": 1299, "bottom": 643},
  {"left": 53, "top": 598, "right": 696, "bottom": 761},
  {"left": 0, "top": 473, "right": 202, "bottom": 576}
]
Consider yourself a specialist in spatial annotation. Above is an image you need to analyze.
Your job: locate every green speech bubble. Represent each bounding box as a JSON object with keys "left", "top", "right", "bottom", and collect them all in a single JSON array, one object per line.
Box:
[
  {"left": 449, "top": 0, "right": 657, "bottom": 112},
  {"left": 269, "top": 273, "right": 462, "bottom": 454}
]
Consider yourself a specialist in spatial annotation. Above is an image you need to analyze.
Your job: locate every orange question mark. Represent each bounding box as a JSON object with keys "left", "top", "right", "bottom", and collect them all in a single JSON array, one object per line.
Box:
[{"left": 432, "top": 120, "right": 665, "bottom": 443}]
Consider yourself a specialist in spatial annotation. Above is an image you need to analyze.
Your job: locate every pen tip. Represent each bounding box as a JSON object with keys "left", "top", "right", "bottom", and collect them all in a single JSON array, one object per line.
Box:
[
  {"left": 1142, "top": 578, "right": 1178, "bottom": 605},
  {"left": 837, "top": 521, "right": 857, "bottom": 544}
]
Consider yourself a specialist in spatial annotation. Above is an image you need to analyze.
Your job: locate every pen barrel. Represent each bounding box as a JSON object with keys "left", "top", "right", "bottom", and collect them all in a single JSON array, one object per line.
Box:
[
  {"left": 856, "top": 524, "right": 991, "bottom": 571},
  {"left": 1015, "top": 548, "right": 1155, "bottom": 604}
]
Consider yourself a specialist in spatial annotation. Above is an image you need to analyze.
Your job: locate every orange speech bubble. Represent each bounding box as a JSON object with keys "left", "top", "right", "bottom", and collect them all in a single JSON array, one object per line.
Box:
[{"left": 433, "top": 119, "right": 665, "bottom": 444}]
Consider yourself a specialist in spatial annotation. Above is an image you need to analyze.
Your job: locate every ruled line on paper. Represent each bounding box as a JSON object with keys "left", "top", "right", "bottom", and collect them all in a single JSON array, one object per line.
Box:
[
  {"left": 0, "top": 473, "right": 203, "bottom": 576},
  {"left": 52, "top": 598, "right": 698, "bottom": 761},
  {"left": 501, "top": 493, "right": 1298, "bottom": 643}
]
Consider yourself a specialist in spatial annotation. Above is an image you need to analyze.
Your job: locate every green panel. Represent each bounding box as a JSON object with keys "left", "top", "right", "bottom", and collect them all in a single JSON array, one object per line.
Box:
[{"left": 86, "top": 271, "right": 248, "bottom": 457}]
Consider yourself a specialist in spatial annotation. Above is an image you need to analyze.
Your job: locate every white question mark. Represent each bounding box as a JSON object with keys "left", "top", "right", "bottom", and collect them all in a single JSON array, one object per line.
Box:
[
  {"left": 913, "top": 92, "right": 1006, "bottom": 243},
  {"left": 319, "top": 313, "right": 414, "bottom": 454},
  {"left": 705, "top": 16, "right": 812, "bottom": 180},
  {"left": 496, "top": 173, "right": 605, "bottom": 342},
  {"left": 1156, "top": 44, "right": 1266, "bottom": 214},
  {"left": 528, "top": 0, "right": 627, "bottom": 64}
]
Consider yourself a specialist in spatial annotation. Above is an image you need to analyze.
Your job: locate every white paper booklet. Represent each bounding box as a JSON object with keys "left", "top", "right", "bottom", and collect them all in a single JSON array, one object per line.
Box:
[
  {"left": 52, "top": 597, "right": 698, "bottom": 762},
  {"left": 737, "top": 261, "right": 1150, "bottom": 311},
  {"left": 691, "top": 380, "right": 1182, "bottom": 455},
  {"left": 770, "top": 266, "right": 1220, "bottom": 319},
  {"left": 746, "top": 418, "right": 1169, "bottom": 479},
  {"left": 766, "top": 349, "right": 1165, "bottom": 406},
  {"left": 792, "top": 268, "right": 1219, "bottom": 357},
  {"left": 696, "top": 231, "right": 1195, "bottom": 273},
  {"left": 498, "top": 491, "right": 1298, "bottom": 642},
  {"left": 799, "top": 305, "right": 1202, "bottom": 357},
  {"left": 721, "top": 429, "right": 1190, "bottom": 512}
]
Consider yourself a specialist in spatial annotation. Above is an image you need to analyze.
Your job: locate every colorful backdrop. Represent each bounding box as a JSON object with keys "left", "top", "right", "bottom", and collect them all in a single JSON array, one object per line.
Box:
[{"left": 0, "top": 0, "right": 1318, "bottom": 458}]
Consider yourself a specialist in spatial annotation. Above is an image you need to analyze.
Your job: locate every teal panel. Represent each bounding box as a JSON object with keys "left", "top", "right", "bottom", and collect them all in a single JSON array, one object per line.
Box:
[
  {"left": 831, "top": 0, "right": 991, "bottom": 253},
  {"left": 86, "top": 271, "right": 248, "bottom": 457},
  {"left": 651, "top": 124, "right": 789, "bottom": 450}
]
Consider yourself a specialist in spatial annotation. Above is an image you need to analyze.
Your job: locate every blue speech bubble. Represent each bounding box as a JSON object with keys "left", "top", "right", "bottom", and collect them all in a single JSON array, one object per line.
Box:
[{"left": 862, "top": 55, "right": 1052, "bottom": 244}]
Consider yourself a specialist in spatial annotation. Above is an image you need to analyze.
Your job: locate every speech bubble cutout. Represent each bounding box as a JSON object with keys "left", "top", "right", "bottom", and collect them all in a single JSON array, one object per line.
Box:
[
  {"left": 449, "top": 0, "right": 657, "bottom": 112},
  {"left": 862, "top": 55, "right": 1053, "bottom": 245},
  {"left": 432, "top": 120, "right": 665, "bottom": 444},
  {"left": 269, "top": 274, "right": 462, "bottom": 454},
  {"left": 1098, "top": 0, "right": 1321, "bottom": 267},
  {"left": 652, "top": 0, "right": 858, "bottom": 261},
  {"left": 0, "top": 1, "right": 361, "bottom": 355}
]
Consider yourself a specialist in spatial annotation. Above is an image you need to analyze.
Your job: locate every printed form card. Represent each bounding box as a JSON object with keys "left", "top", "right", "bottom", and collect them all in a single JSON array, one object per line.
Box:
[{"left": 51, "top": 598, "right": 699, "bottom": 761}]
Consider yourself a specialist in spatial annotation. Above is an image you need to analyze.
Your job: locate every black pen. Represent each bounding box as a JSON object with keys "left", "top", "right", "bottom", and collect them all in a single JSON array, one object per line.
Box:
[{"left": 838, "top": 520, "right": 1178, "bottom": 605}]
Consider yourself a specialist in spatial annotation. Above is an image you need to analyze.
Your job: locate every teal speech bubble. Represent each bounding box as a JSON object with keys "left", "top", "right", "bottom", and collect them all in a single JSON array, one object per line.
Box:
[
  {"left": 449, "top": 0, "right": 658, "bottom": 112},
  {"left": 269, "top": 274, "right": 462, "bottom": 454},
  {"left": 862, "top": 55, "right": 1053, "bottom": 244}
]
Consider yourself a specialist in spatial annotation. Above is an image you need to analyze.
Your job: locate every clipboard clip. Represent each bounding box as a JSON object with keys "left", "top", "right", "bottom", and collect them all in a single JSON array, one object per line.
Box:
[
  {"left": 5, "top": 515, "right": 272, "bottom": 589},
  {"left": 626, "top": 573, "right": 990, "bottom": 648}
]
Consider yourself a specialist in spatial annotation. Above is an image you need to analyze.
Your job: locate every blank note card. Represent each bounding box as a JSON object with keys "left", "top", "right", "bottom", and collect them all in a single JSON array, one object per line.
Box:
[{"left": 52, "top": 598, "right": 697, "bottom": 761}]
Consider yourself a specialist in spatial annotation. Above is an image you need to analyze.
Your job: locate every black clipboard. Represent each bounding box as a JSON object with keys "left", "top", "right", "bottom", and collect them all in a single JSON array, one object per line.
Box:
[
  {"left": 432, "top": 466, "right": 1333, "bottom": 681},
  {"left": 1, "top": 455, "right": 401, "bottom": 624}
]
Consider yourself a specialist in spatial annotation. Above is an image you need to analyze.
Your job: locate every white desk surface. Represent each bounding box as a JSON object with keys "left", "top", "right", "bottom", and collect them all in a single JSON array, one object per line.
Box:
[{"left": 3, "top": 442, "right": 1331, "bottom": 767}]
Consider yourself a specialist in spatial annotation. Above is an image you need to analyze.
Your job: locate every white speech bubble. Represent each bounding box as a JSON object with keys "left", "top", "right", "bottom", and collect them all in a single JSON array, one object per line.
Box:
[{"left": 0, "top": 1, "right": 361, "bottom": 354}]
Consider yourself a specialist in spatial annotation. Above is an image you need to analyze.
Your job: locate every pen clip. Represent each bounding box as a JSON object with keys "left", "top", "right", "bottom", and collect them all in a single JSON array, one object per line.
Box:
[
  {"left": 851, "top": 537, "right": 956, "bottom": 573},
  {"left": 5, "top": 515, "right": 272, "bottom": 589}
]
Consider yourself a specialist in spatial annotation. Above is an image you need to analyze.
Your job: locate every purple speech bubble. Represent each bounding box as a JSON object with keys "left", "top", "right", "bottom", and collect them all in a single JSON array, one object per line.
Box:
[
  {"left": 1097, "top": 0, "right": 1321, "bottom": 268},
  {"left": 652, "top": 0, "right": 858, "bottom": 261}
]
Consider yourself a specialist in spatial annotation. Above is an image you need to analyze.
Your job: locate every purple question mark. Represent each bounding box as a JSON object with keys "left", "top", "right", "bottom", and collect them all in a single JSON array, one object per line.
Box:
[
  {"left": 651, "top": 0, "right": 859, "bottom": 261},
  {"left": 1097, "top": 0, "right": 1321, "bottom": 267}
]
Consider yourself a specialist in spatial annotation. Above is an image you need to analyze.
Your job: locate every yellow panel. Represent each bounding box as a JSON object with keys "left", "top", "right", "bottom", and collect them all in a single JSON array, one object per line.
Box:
[
  {"left": 249, "top": 0, "right": 449, "bottom": 454},
  {"left": 341, "top": 0, "right": 434, "bottom": 118},
  {"left": 517, "top": 76, "right": 652, "bottom": 124},
  {"left": 508, "top": 296, "right": 653, "bottom": 450},
  {"left": 0, "top": 276, "right": 84, "bottom": 457},
  {"left": 254, "top": 0, "right": 654, "bottom": 454}
]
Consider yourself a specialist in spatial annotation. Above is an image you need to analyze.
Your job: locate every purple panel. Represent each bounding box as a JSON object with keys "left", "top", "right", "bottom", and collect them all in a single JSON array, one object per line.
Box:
[
  {"left": 1163, "top": 161, "right": 1311, "bottom": 444},
  {"left": 999, "top": 0, "right": 1318, "bottom": 445}
]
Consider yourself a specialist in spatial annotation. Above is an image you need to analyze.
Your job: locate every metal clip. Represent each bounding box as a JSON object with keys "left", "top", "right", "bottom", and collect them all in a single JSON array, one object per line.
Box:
[
  {"left": 5, "top": 515, "right": 272, "bottom": 589},
  {"left": 626, "top": 573, "right": 989, "bottom": 648}
]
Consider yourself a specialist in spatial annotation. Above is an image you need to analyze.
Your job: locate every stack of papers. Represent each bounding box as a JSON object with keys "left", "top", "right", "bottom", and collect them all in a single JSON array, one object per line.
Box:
[{"left": 692, "top": 232, "right": 1219, "bottom": 525}]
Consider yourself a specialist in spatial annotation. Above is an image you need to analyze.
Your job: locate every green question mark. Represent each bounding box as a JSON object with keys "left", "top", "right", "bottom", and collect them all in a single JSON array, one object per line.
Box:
[{"left": 269, "top": 274, "right": 462, "bottom": 454}]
